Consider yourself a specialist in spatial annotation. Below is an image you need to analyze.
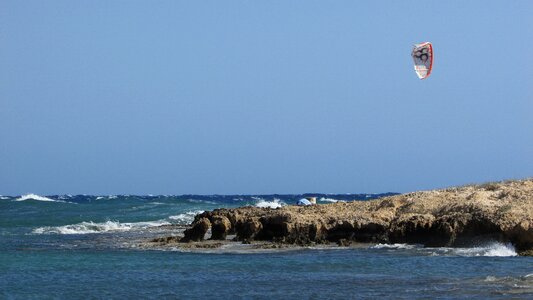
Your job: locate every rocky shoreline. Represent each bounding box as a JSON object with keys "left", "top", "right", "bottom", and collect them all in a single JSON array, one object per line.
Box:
[{"left": 148, "top": 179, "right": 533, "bottom": 255}]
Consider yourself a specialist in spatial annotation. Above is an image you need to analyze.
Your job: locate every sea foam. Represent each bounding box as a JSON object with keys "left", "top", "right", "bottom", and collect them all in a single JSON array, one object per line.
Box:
[{"left": 33, "top": 220, "right": 170, "bottom": 235}]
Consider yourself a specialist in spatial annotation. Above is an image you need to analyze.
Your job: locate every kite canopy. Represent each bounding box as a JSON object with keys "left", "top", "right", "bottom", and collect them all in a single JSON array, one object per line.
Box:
[{"left": 412, "top": 42, "right": 433, "bottom": 79}]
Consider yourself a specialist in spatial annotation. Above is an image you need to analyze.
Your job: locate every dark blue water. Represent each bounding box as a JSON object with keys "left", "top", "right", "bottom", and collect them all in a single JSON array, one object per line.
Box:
[{"left": 1, "top": 194, "right": 533, "bottom": 299}]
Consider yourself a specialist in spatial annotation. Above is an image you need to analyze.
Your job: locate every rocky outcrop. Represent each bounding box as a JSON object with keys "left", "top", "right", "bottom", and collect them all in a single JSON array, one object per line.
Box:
[
  {"left": 179, "top": 179, "right": 533, "bottom": 255},
  {"left": 180, "top": 218, "right": 211, "bottom": 242},
  {"left": 210, "top": 216, "right": 232, "bottom": 240}
]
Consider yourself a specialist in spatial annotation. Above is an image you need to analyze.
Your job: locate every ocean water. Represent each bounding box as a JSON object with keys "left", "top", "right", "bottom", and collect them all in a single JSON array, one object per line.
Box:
[{"left": 1, "top": 193, "right": 533, "bottom": 299}]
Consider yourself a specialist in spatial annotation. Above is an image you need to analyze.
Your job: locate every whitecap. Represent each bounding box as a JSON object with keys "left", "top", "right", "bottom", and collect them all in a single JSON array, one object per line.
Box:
[
  {"left": 319, "top": 197, "right": 339, "bottom": 203},
  {"left": 319, "top": 197, "right": 346, "bottom": 203},
  {"left": 186, "top": 199, "right": 217, "bottom": 205},
  {"left": 452, "top": 242, "right": 517, "bottom": 257},
  {"left": 370, "top": 243, "right": 421, "bottom": 250},
  {"left": 15, "top": 194, "right": 67, "bottom": 203},
  {"left": 94, "top": 195, "right": 118, "bottom": 200},
  {"left": 378, "top": 242, "right": 518, "bottom": 257},
  {"left": 32, "top": 219, "right": 170, "bottom": 235},
  {"left": 255, "top": 199, "right": 285, "bottom": 209},
  {"left": 168, "top": 210, "right": 204, "bottom": 224}
]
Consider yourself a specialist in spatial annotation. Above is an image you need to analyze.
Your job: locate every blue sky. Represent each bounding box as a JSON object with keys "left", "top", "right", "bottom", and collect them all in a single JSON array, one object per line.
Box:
[{"left": 1, "top": 1, "right": 532, "bottom": 195}]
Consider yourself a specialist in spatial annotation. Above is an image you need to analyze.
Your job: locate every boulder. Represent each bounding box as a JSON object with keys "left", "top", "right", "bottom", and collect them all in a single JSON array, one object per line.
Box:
[
  {"left": 237, "top": 219, "right": 263, "bottom": 240},
  {"left": 210, "top": 216, "right": 232, "bottom": 240},
  {"left": 180, "top": 218, "right": 211, "bottom": 242}
]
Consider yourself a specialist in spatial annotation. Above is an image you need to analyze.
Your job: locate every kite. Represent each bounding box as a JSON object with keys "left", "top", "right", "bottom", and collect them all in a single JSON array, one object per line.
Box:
[{"left": 412, "top": 42, "right": 433, "bottom": 79}]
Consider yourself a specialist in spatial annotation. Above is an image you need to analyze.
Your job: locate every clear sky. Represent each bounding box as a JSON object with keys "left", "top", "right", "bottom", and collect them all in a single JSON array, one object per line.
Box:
[{"left": 1, "top": 1, "right": 532, "bottom": 195}]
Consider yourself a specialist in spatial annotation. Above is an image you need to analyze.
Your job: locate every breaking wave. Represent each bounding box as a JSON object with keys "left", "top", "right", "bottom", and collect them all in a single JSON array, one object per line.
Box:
[
  {"left": 371, "top": 243, "right": 422, "bottom": 250},
  {"left": 319, "top": 197, "right": 346, "bottom": 203},
  {"left": 168, "top": 210, "right": 205, "bottom": 224},
  {"left": 371, "top": 242, "right": 517, "bottom": 257},
  {"left": 33, "top": 220, "right": 170, "bottom": 235},
  {"left": 451, "top": 242, "right": 517, "bottom": 257},
  {"left": 15, "top": 194, "right": 69, "bottom": 203},
  {"left": 255, "top": 199, "right": 285, "bottom": 209}
]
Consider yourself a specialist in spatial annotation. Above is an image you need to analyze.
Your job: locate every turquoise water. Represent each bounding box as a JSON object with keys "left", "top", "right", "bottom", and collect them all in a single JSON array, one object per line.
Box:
[{"left": 1, "top": 194, "right": 533, "bottom": 299}]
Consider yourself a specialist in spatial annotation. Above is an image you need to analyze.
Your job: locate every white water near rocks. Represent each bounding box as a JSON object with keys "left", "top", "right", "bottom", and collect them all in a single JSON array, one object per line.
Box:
[
  {"left": 32, "top": 220, "right": 171, "bottom": 234},
  {"left": 372, "top": 242, "right": 517, "bottom": 257},
  {"left": 168, "top": 210, "right": 205, "bottom": 224},
  {"left": 254, "top": 198, "right": 285, "bottom": 208}
]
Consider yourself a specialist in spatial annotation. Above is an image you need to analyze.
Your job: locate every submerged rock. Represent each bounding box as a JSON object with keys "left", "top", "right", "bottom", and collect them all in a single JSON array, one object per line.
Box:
[{"left": 177, "top": 179, "right": 533, "bottom": 255}]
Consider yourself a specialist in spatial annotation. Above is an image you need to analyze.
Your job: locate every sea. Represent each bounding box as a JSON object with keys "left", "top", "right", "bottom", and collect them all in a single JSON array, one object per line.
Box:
[{"left": 1, "top": 193, "right": 533, "bottom": 299}]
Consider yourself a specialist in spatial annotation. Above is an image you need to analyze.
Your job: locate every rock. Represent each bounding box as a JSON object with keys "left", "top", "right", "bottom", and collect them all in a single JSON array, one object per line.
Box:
[
  {"left": 326, "top": 220, "right": 356, "bottom": 242},
  {"left": 337, "top": 239, "right": 352, "bottom": 247},
  {"left": 167, "top": 179, "right": 533, "bottom": 255},
  {"left": 237, "top": 219, "right": 263, "bottom": 240},
  {"left": 518, "top": 249, "right": 533, "bottom": 256},
  {"left": 180, "top": 218, "right": 211, "bottom": 242},
  {"left": 151, "top": 236, "right": 180, "bottom": 244},
  {"left": 211, "top": 216, "right": 232, "bottom": 240}
]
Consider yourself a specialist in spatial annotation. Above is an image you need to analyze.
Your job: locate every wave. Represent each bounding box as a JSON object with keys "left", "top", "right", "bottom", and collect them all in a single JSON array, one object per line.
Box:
[
  {"left": 168, "top": 210, "right": 205, "bottom": 224},
  {"left": 371, "top": 243, "right": 422, "bottom": 250},
  {"left": 32, "top": 220, "right": 171, "bottom": 235},
  {"left": 370, "top": 242, "right": 517, "bottom": 257},
  {"left": 481, "top": 273, "right": 533, "bottom": 294},
  {"left": 93, "top": 195, "right": 121, "bottom": 200},
  {"left": 15, "top": 194, "right": 69, "bottom": 203},
  {"left": 186, "top": 199, "right": 218, "bottom": 205},
  {"left": 255, "top": 199, "right": 285, "bottom": 209},
  {"left": 451, "top": 242, "right": 517, "bottom": 257},
  {"left": 319, "top": 197, "right": 346, "bottom": 203}
]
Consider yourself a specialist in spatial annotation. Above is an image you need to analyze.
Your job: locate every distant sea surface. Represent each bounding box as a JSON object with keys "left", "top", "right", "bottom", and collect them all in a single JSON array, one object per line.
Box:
[{"left": 1, "top": 193, "right": 532, "bottom": 299}]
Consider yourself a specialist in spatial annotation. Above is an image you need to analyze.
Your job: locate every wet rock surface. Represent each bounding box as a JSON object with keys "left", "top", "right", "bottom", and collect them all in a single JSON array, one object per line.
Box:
[{"left": 157, "top": 179, "right": 533, "bottom": 255}]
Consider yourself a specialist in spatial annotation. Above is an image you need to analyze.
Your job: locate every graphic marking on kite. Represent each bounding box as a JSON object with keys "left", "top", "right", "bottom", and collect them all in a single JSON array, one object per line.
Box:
[{"left": 412, "top": 42, "right": 433, "bottom": 79}]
